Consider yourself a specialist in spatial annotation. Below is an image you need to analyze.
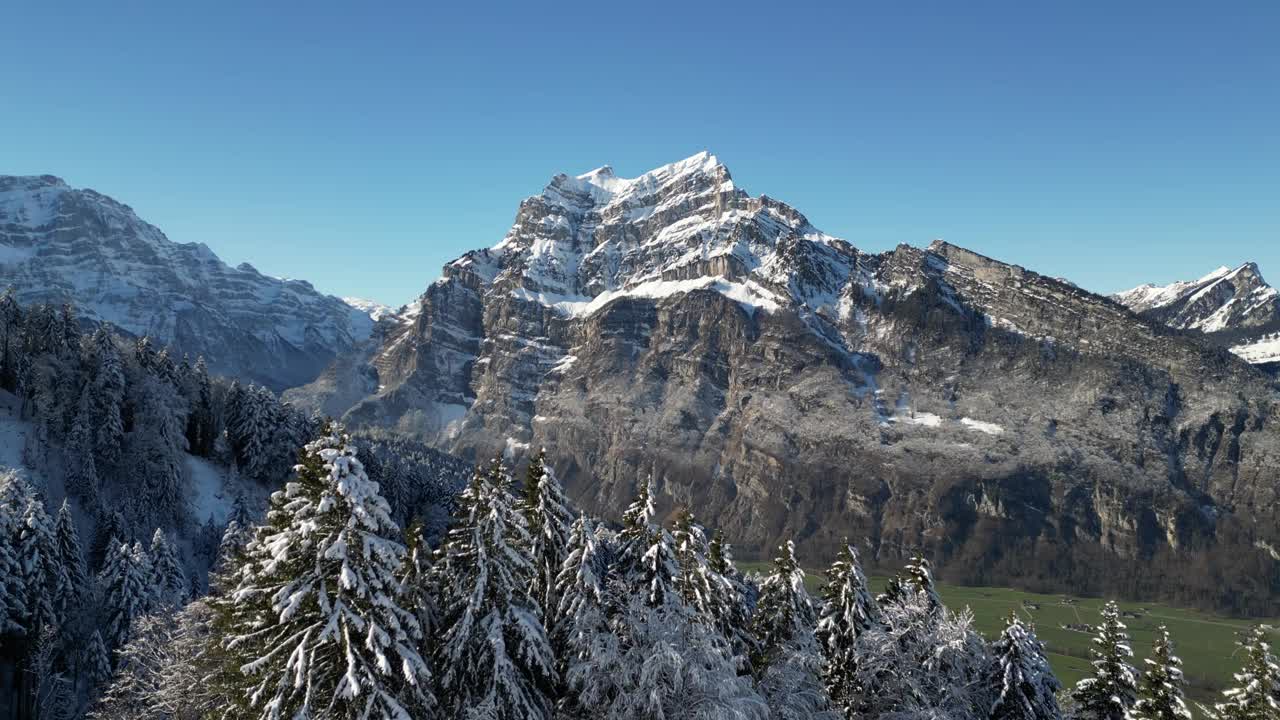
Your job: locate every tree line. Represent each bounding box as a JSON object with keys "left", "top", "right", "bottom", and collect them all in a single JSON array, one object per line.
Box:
[{"left": 76, "top": 428, "right": 1278, "bottom": 720}]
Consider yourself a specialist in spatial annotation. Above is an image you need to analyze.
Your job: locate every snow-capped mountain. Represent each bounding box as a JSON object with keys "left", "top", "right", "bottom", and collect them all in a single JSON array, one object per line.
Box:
[
  {"left": 0, "top": 175, "right": 376, "bottom": 389},
  {"left": 289, "top": 152, "right": 1280, "bottom": 604},
  {"left": 1114, "top": 263, "right": 1280, "bottom": 365},
  {"left": 342, "top": 296, "right": 398, "bottom": 322}
]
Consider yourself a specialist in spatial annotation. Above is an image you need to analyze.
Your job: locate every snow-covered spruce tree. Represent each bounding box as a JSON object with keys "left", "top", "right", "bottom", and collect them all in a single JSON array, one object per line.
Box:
[
  {"left": 185, "top": 356, "right": 217, "bottom": 457},
  {"left": 1212, "top": 625, "right": 1280, "bottom": 720},
  {"left": 437, "top": 457, "right": 554, "bottom": 719},
  {"left": 1071, "top": 600, "right": 1138, "bottom": 720},
  {"left": 568, "top": 585, "right": 769, "bottom": 720},
  {"left": 65, "top": 387, "right": 100, "bottom": 504},
  {"left": 98, "top": 539, "right": 151, "bottom": 653},
  {"left": 989, "top": 613, "right": 1060, "bottom": 720},
  {"left": 398, "top": 520, "right": 438, "bottom": 645},
  {"left": 15, "top": 487, "right": 61, "bottom": 636},
  {"left": 751, "top": 540, "right": 816, "bottom": 673},
  {"left": 672, "top": 508, "right": 715, "bottom": 616},
  {"left": 148, "top": 528, "right": 187, "bottom": 609},
  {"left": 904, "top": 554, "right": 942, "bottom": 613},
  {"left": 553, "top": 514, "right": 609, "bottom": 663},
  {"left": 83, "top": 630, "right": 114, "bottom": 697},
  {"left": 815, "top": 540, "right": 879, "bottom": 714},
  {"left": 51, "top": 500, "right": 87, "bottom": 624},
  {"left": 1130, "top": 625, "right": 1190, "bottom": 720},
  {"left": 521, "top": 448, "right": 574, "bottom": 621},
  {"left": 231, "top": 384, "right": 270, "bottom": 479},
  {"left": 89, "top": 509, "right": 127, "bottom": 572},
  {"left": 613, "top": 474, "right": 656, "bottom": 584},
  {"left": 88, "top": 328, "right": 126, "bottom": 470},
  {"left": 551, "top": 515, "right": 612, "bottom": 718},
  {"left": 847, "top": 578, "right": 992, "bottom": 719},
  {"left": 707, "top": 529, "right": 756, "bottom": 670},
  {"left": 126, "top": 376, "right": 189, "bottom": 532},
  {"left": 0, "top": 474, "right": 29, "bottom": 635},
  {"left": 213, "top": 427, "right": 435, "bottom": 719},
  {"left": 748, "top": 541, "right": 835, "bottom": 717}
]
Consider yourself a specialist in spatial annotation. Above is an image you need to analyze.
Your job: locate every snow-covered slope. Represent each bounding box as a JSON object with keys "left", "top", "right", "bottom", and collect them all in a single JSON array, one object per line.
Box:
[
  {"left": 0, "top": 175, "right": 376, "bottom": 389},
  {"left": 1114, "top": 262, "right": 1280, "bottom": 364},
  {"left": 343, "top": 296, "right": 398, "bottom": 322}
]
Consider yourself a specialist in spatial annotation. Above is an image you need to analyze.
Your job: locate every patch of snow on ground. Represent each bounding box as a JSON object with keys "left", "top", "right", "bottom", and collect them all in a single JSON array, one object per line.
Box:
[
  {"left": 1231, "top": 332, "right": 1280, "bottom": 364},
  {"left": 960, "top": 417, "right": 1005, "bottom": 435},
  {"left": 898, "top": 411, "right": 943, "bottom": 427},
  {"left": 187, "top": 455, "right": 233, "bottom": 525}
]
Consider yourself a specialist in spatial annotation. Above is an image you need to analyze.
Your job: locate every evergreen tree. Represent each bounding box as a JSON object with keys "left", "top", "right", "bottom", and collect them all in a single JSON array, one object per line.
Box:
[
  {"left": 51, "top": 500, "right": 87, "bottom": 622},
  {"left": 131, "top": 540, "right": 157, "bottom": 616},
  {"left": 213, "top": 427, "right": 434, "bottom": 719},
  {"left": 903, "top": 554, "right": 942, "bottom": 612},
  {"left": 989, "top": 613, "right": 1060, "bottom": 720},
  {"left": 706, "top": 529, "right": 756, "bottom": 670},
  {"left": 638, "top": 519, "right": 680, "bottom": 609},
  {"left": 568, "top": 589, "right": 768, "bottom": 720},
  {"left": 15, "top": 489, "right": 60, "bottom": 635},
  {"left": 127, "top": 377, "right": 188, "bottom": 531},
  {"left": 83, "top": 629, "right": 113, "bottom": 693},
  {"left": 521, "top": 448, "right": 573, "bottom": 621},
  {"left": 0, "top": 472, "right": 29, "bottom": 634},
  {"left": 231, "top": 384, "right": 270, "bottom": 478},
  {"left": 553, "top": 514, "right": 609, "bottom": 670},
  {"left": 89, "top": 330, "right": 126, "bottom": 469},
  {"left": 65, "top": 387, "right": 100, "bottom": 504},
  {"left": 672, "top": 508, "right": 714, "bottom": 615},
  {"left": 185, "top": 356, "right": 216, "bottom": 457},
  {"left": 89, "top": 510, "right": 127, "bottom": 572},
  {"left": 1212, "top": 626, "right": 1280, "bottom": 720},
  {"left": 613, "top": 475, "right": 656, "bottom": 583},
  {"left": 148, "top": 529, "right": 186, "bottom": 609},
  {"left": 815, "top": 540, "right": 879, "bottom": 713},
  {"left": 1072, "top": 600, "right": 1139, "bottom": 720},
  {"left": 1131, "top": 625, "right": 1191, "bottom": 720},
  {"left": 98, "top": 539, "right": 150, "bottom": 652},
  {"left": 398, "top": 520, "right": 438, "bottom": 644},
  {"left": 437, "top": 458, "right": 555, "bottom": 719},
  {"left": 751, "top": 540, "right": 816, "bottom": 674}
]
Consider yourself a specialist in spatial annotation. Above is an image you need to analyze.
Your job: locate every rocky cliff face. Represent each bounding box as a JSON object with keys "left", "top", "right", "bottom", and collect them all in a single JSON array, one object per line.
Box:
[
  {"left": 1116, "top": 263, "right": 1280, "bottom": 368},
  {"left": 289, "top": 153, "right": 1280, "bottom": 612},
  {"left": 0, "top": 175, "right": 374, "bottom": 389}
]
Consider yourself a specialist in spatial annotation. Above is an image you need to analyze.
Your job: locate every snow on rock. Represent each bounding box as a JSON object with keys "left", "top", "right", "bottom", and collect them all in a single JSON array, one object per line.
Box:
[
  {"left": 0, "top": 174, "right": 371, "bottom": 390},
  {"left": 342, "top": 296, "right": 397, "bottom": 322},
  {"left": 960, "top": 417, "right": 1005, "bottom": 435}
]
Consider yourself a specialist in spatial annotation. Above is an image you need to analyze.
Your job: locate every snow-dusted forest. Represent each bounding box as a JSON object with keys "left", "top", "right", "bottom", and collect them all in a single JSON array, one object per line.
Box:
[{"left": 0, "top": 292, "right": 1275, "bottom": 720}]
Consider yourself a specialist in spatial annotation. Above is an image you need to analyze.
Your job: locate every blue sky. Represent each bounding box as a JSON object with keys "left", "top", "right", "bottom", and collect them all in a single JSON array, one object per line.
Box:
[{"left": 3, "top": 1, "right": 1277, "bottom": 307}]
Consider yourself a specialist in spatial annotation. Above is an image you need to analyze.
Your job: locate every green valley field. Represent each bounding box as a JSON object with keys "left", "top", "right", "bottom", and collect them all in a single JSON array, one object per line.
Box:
[{"left": 738, "top": 563, "right": 1279, "bottom": 710}]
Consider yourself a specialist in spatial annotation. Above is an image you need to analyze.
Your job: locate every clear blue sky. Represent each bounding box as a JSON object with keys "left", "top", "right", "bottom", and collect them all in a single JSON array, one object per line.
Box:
[{"left": 4, "top": 1, "right": 1277, "bottom": 307}]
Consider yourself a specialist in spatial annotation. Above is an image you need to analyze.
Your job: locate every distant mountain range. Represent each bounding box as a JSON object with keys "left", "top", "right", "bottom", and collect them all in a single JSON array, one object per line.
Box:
[
  {"left": 0, "top": 175, "right": 377, "bottom": 389},
  {"left": 1114, "top": 263, "right": 1280, "bottom": 368},
  {"left": 4, "top": 159, "right": 1277, "bottom": 612}
]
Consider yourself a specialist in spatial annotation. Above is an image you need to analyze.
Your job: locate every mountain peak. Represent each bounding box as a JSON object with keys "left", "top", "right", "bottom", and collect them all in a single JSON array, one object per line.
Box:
[{"left": 1115, "top": 261, "right": 1279, "bottom": 349}]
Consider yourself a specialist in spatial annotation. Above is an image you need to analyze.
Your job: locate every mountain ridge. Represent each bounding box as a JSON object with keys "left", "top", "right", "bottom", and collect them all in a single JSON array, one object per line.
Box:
[
  {"left": 287, "top": 152, "right": 1280, "bottom": 612},
  {"left": 0, "top": 174, "right": 376, "bottom": 389}
]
